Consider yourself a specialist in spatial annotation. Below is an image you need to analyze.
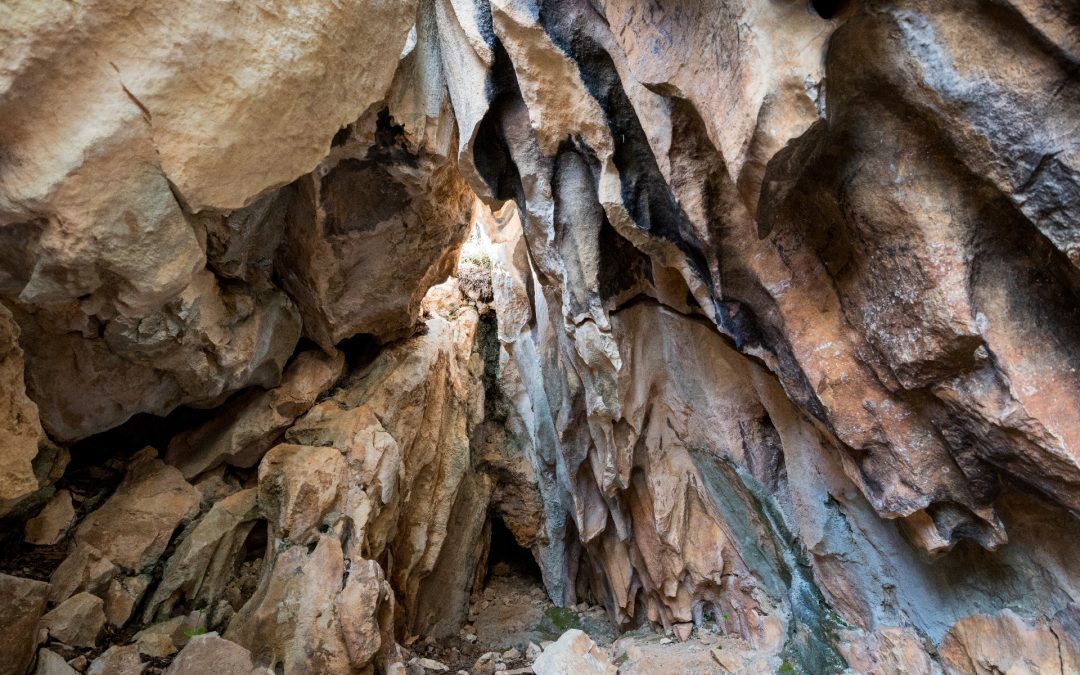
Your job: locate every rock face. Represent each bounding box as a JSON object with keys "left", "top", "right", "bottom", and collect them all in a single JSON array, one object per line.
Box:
[
  {"left": 2, "top": 1, "right": 1080, "bottom": 674},
  {"left": 0, "top": 574, "right": 50, "bottom": 675}
]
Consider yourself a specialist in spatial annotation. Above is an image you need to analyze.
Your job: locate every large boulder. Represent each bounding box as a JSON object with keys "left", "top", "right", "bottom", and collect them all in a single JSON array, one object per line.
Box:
[{"left": 0, "top": 573, "right": 50, "bottom": 675}]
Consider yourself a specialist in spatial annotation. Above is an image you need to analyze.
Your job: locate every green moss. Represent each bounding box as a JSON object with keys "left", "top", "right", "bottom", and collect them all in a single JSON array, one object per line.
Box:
[
  {"left": 542, "top": 606, "right": 582, "bottom": 633},
  {"left": 777, "top": 661, "right": 798, "bottom": 675}
]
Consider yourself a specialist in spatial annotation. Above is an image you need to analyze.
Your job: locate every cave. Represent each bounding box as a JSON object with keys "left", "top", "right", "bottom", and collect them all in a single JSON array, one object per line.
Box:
[
  {"left": 1, "top": 2, "right": 1079, "bottom": 675},
  {"left": 484, "top": 516, "right": 543, "bottom": 585}
]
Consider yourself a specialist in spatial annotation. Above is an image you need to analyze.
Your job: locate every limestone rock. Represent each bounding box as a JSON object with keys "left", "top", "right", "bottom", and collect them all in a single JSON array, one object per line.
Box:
[
  {"left": 532, "top": 630, "right": 616, "bottom": 675},
  {"left": 69, "top": 448, "right": 199, "bottom": 573},
  {"left": 87, "top": 644, "right": 145, "bottom": 675},
  {"left": 165, "top": 349, "right": 345, "bottom": 479},
  {"left": 0, "top": 573, "right": 50, "bottom": 675},
  {"left": 25, "top": 489, "right": 76, "bottom": 546},
  {"left": 275, "top": 115, "right": 476, "bottom": 347},
  {"left": 164, "top": 633, "right": 272, "bottom": 675},
  {"left": 33, "top": 650, "right": 78, "bottom": 675},
  {"left": 143, "top": 489, "right": 259, "bottom": 623},
  {"left": 0, "top": 304, "right": 47, "bottom": 514},
  {"left": 103, "top": 575, "right": 151, "bottom": 628},
  {"left": 939, "top": 610, "right": 1074, "bottom": 675},
  {"left": 39, "top": 592, "right": 106, "bottom": 648}
]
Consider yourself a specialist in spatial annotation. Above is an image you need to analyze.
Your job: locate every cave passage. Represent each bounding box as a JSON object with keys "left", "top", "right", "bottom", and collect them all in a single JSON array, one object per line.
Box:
[{"left": 485, "top": 516, "right": 543, "bottom": 584}]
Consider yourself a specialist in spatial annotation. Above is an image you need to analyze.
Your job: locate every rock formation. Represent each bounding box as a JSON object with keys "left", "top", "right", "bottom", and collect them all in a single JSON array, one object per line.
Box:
[{"left": 2, "top": 0, "right": 1079, "bottom": 673}]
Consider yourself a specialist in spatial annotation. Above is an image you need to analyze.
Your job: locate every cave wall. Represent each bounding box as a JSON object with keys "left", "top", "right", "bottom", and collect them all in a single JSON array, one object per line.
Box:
[{"left": 2, "top": 0, "right": 1080, "bottom": 673}]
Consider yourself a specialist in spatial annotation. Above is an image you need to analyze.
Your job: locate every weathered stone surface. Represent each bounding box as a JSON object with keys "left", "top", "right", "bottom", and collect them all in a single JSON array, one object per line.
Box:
[
  {"left": 0, "top": 573, "right": 50, "bottom": 675},
  {"left": 166, "top": 349, "right": 344, "bottom": 479},
  {"left": 165, "top": 633, "right": 272, "bottom": 675},
  {"left": 39, "top": 592, "right": 106, "bottom": 648},
  {"left": 66, "top": 449, "right": 199, "bottom": 574},
  {"left": 939, "top": 610, "right": 1076, "bottom": 675},
  {"left": 275, "top": 115, "right": 476, "bottom": 347},
  {"left": 0, "top": 305, "right": 48, "bottom": 514},
  {"left": 87, "top": 644, "right": 145, "bottom": 675},
  {"left": 532, "top": 629, "right": 616, "bottom": 675},
  {"left": 25, "top": 489, "right": 76, "bottom": 546},
  {"left": 33, "top": 650, "right": 78, "bottom": 675},
  {"left": 143, "top": 488, "right": 258, "bottom": 623}
]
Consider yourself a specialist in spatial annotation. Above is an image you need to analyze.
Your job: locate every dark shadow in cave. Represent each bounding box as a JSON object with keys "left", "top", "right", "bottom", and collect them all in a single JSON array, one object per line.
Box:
[
  {"left": 810, "top": 0, "right": 849, "bottom": 19},
  {"left": 485, "top": 516, "right": 542, "bottom": 584}
]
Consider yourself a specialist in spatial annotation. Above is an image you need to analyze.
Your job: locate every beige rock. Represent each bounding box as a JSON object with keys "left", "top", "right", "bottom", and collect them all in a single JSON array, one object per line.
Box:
[
  {"left": 0, "top": 305, "right": 46, "bottom": 514},
  {"left": 224, "top": 535, "right": 359, "bottom": 673},
  {"left": 25, "top": 489, "right": 75, "bottom": 546},
  {"left": 164, "top": 633, "right": 272, "bottom": 675},
  {"left": 47, "top": 544, "right": 118, "bottom": 605},
  {"left": 0, "top": 573, "right": 50, "bottom": 675},
  {"left": 838, "top": 627, "right": 935, "bottom": 675},
  {"left": 143, "top": 489, "right": 259, "bottom": 623},
  {"left": 532, "top": 630, "right": 616, "bottom": 675},
  {"left": 103, "top": 575, "right": 150, "bottom": 628},
  {"left": 939, "top": 610, "right": 1068, "bottom": 675},
  {"left": 87, "top": 645, "right": 145, "bottom": 675},
  {"left": 33, "top": 649, "right": 78, "bottom": 675},
  {"left": 166, "top": 350, "right": 345, "bottom": 479},
  {"left": 69, "top": 448, "right": 199, "bottom": 573},
  {"left": 39, "top": 592, "right": 106, "bottom": 648}
]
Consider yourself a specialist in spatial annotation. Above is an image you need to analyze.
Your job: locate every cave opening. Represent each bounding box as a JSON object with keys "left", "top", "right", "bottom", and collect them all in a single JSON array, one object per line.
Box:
[
  {"left": 810, "top": 0, "right": 848, "bottom": 19},
  {"left": 485, "top": 516, "right": 542, "bottom": 585}
]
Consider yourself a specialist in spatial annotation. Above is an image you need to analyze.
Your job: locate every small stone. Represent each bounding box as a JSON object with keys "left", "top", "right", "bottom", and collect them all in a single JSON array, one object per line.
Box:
[
  {"left": 104, "top": 575, "right": 150, "bottom": 628},
  {"left": 526, "top": 642, "right": 542, "bottom": 660},
  {"left": 67, "top": 656, "right": 88, "bottom": 672},
  {"left": 34, "top": 649, "right": 78, "bottom": 675},
  {"left": 533, "top": 630, "right": 616, "bottom": 675},
  {"left": 711, "top": 646, "right": 746, "bottom": 671},
  {"left": 39, "top": 592, "right": 106, "bottom": 648},
  {"left": 164, "top": 633, "right": 272, "bottom": 674},
  {"left": 88, "top": 644, "right": 145, "bottom": 675},
  {"left": 659, "top": 637, "right": 673, "bottom": 645},
  {"left": 673, "top": 622, "right": 693, "bottom": 642},
  {"left": 410, "top": 657, "right": 449, "bottom": 672},
  {"left": 502, "top": 647, "right": 521, "bottom": 660},
  {"left": 25, "top": 490, "right": 76, "bottom": 546}
]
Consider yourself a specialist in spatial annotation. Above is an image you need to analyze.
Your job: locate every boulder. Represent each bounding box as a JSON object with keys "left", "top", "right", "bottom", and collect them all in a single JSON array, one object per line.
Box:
[
  {"left": 164, "top": 633, "right": 272, "bottom": 675},
  {"left": 25, "top": 489, "right": 76, "bottom": 546},
  {"left": 87, "top": 644, "right": 146, "bottom": 675},
  {"left": 33, "top": 650, "right": 78, "bottom": 675},
  {"left": 38, "top": 592, "right": 106, "bottom": 648},
  {"left": 532, "top": 630, "right": 616, "bottom": 675},
  {"left": 165, "top": 350, "right": 345, "bottom": 479},
  {"left": 0, "top": 573, "right": 50, "bottom": 675},
  {"left": 70, "top": 448, "right": 199, "bottom": 573}
]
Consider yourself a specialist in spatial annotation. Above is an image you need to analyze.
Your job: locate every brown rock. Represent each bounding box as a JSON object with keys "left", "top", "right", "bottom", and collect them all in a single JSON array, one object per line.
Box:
[
  {"left": 87, "top": 645, "right": 145, "bottom": 675},
  {"left": 39, "top": 592, "right": 106, "bottom": 648},
  {"left": 0, "top": 305, "right": 47, "bottom": 514},
  {"left": 164, "top": 633, "right": 272, "bottom": 675},
  {"left": 166, "top": 350, "right": 345, "bottom": 479},
  {"left": 939, "top": 610, "right": 1068, "bottom": 675},
  {"left": 33, "top": 649, "right": 78, "bottom": 675},
  {"left": 25, "top": 489, "right": 76, "bottom": 546},
  {"left": 0, "top": 573, "right": 50, "bottom": 675},
  {"left": 143, "top": 489, "right": 259, "bottom": 623},
  {"left": 69, "top": 448, "right": 199, "bottom": 573}
]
